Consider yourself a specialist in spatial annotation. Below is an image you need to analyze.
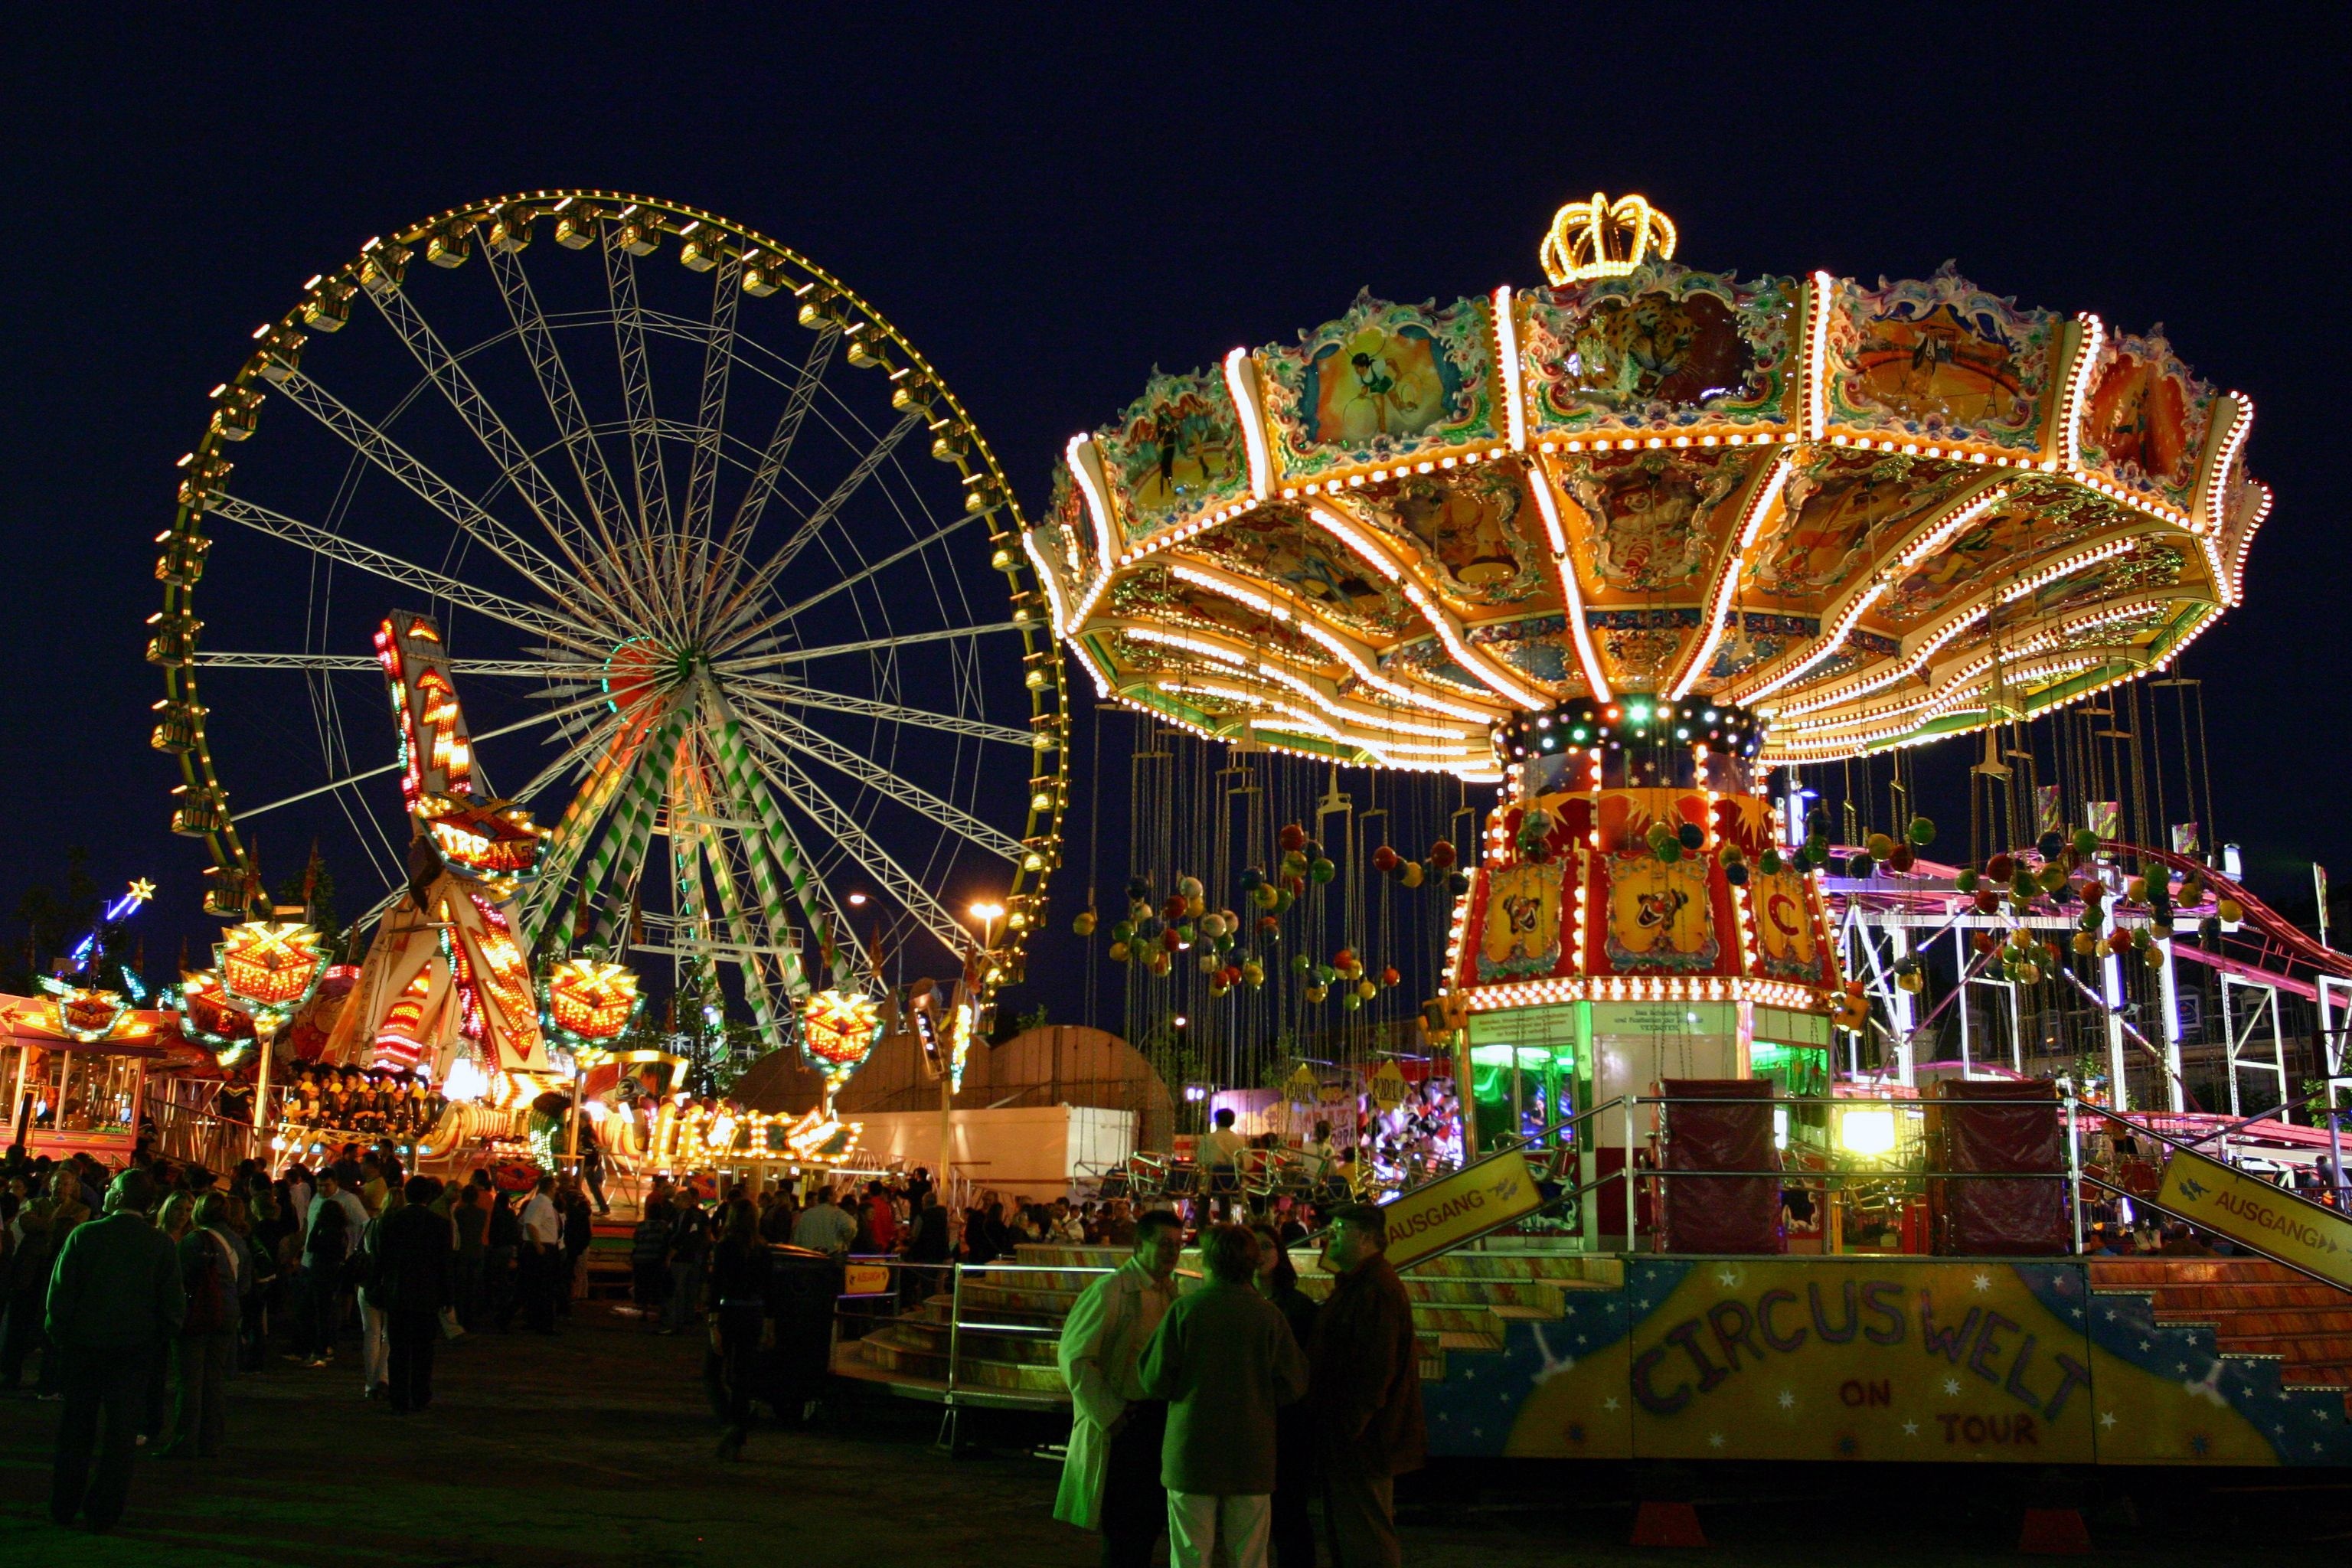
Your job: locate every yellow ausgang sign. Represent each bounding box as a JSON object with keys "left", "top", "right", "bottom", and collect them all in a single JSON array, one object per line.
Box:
[
  {"left": 2157, "top": 1145, "right": 2352, "bottom": 1289},
  {"left": 1380, "top": 1148, "right": 1543, "bottom": 1270}
]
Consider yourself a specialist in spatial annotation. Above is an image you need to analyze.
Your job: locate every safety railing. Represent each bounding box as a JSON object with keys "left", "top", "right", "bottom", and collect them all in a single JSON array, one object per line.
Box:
[
  {"left": 146, "top": 1078, "right": 257, "bottom": 1172},
  {"left": 828, "top": 1252, "right": 1116, "bottom": 1446},
  {"left": 1619, "top": 1092, "right": 2072, "bottom": 1256},
  {"left": 2062, "top": 1090, "right": 2350, "bottom": 1287}
]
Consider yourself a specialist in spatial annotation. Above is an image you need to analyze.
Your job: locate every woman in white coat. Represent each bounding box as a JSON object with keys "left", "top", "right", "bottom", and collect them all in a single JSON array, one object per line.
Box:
[{"left": 1054, "top": 1211, "right": 1183, "bottom": 1564}]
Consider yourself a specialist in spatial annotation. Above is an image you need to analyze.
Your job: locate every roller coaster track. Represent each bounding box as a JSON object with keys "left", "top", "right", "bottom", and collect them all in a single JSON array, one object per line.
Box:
[{"left": 2113, "top": 841, "right": 2352, "bottom": 999}]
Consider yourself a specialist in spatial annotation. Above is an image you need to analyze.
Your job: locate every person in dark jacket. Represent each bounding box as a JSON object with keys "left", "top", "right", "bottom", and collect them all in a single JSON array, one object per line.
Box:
[
  {"left": 577, "top": 1119, "right": 609, "bottom": 1214},
  {"left": 450, "top": 1184, "right": 488, "bottom": 1330},
  {"left": 0, "top": 1201, "right": 57, "bottom": 1389},
  {"left": 1308, "top": 1204, "right": 1424, "bottom": 1568},
  {"left": 557, "top": 1180, "right": 594, "bottom": 1317},
  {"left": 1253, "top": 1225, "right": 1319, "bottom": 1568},
  {"left": 484, "top": 1190, "right": 521, "bottom": 1330},
  {"left": 706, "top": 1200, "right": 773, "bottom": 1461},
  {"left": 371, "top": 1176, "right": 456, "bottom": 1412},
  {"left": 1138, "top": 1223, "right": 1308, "bottom": 1568},
  {"left": 47, "top": 1168, "right": 186, "bottom": 1531},
  {"left": 159, "top": 1191, "right": 241, "bottom": 1459},
  {"left": 662, "top": 1189, "right": 711, "bottom": 1336},
  {"left": 630, "top": 1197, "right": 675, "bottom": 1329}
]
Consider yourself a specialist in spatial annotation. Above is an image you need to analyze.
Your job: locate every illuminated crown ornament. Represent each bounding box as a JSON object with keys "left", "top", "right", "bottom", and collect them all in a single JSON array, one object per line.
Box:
[
  {"left": 540, "top": 958, "right": 642, "bottom": 1050},
  {"left": 176, "top": 969, "right": 257, "bottom": 1059},
  {"left": 217, "top": 920, "right": 330, "bottom": 1015},
  {"left": 38, "top": 977, "right": 131, "bottom": 1045},
  {"left": 800, "top": 988, "right": 883, "bottom": 1084},
  {"left": 1539, "top": 191, "right": 1677, "bottom": 284}
]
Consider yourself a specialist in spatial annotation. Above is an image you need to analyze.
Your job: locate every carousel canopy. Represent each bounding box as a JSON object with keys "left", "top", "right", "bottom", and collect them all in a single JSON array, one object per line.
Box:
[{"left": 1030, "top": 194, "right": 2266, "bottom": 775}]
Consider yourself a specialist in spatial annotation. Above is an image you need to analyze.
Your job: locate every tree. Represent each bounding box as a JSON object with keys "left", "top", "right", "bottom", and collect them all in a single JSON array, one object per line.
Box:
[
  {"left": 276, "top": 843, "right": 347, "bottom": 961},
  {"left": 2, "top": 847, "right": 100, "bottom": 995}
]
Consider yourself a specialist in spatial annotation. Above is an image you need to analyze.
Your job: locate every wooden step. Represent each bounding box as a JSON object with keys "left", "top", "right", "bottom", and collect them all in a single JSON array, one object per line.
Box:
[
  {"left": 2091, "top": 1259, "right": 2315, "bottom": 1287},
  {"left": 2138, "top": 1281, "right": 2352, "bottom": 1309},
  {"left": 2162, "top": 1310, "right": 2352, "bottom": 1338}
]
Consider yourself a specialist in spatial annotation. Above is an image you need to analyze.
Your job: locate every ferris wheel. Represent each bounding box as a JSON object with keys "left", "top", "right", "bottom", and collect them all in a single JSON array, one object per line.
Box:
[{"left": 150, "top": 191, "right": 1068, "bottom": 1057}]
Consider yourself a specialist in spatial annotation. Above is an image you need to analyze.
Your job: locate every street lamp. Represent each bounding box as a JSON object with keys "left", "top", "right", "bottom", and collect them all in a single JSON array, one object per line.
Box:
[
  {"left": 217, "top": 920, "right": 329, "bottom": 1168},
  {"left": 936, "top": 900, "right": 1011, "bottom": 1187}
]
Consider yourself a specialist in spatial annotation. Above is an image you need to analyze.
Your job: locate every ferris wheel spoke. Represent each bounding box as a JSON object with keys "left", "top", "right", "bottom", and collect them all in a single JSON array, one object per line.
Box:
[
  {"left": 601, "top": 234, "right": 682, "bottom": 636},
  {"left": 364, "top": 280, "right": 636, "bottom": 626},
  {"left": 667, "top": 769, "right": 727, "bottom": 1014},
  {"left": 498, "top": 710, "right": 627, "bottom": 812},
  {"left": 703, "top": 326, "right": 839, "bottom": 608},
  {"left": 205, "top": 493, "right": 600, "bottom": 652},
  {"left": 728, "top": 675, "right": 1035, "bottom": 746},
  {"left": 483, "top": 240, "right": 663, "bottom": 631},
  {"left": 679, "top": 255, "right": 740, "bottom": 612},
  {"left": 227, "top": 690, "right": 619, "bottom": 825},
  {"left": 698, "top": 690, "right": 868, "bottom": 995},
  {"left": 195, "top": 651, "right": 606, "bottom": 678},
  {"left": 733, "top": 798, "right": 874, "bottom": 995},
  {"left": 682, "top": 808, "right": 799, "bottom": 1045},
  {"left": 516, "top": 717, "right": 662, "bottom": 948},
  {"left": 731, "top": 697, "right": 1024, "bottom": 864},
  {"left": 347, "top": 883, "right": 409, "bottom": 946},
  {"left": 733, "top": 733, "right": 976, "bottom": 961},
  {"left": 266, "top": 373, "right": 608, "bottom": 634},
  {"left": 706, "top": 410, "right": 924, "bottom": 639},
  {"left": 712, "top": 495, "right": 984, "bottom": 657},
  {"left": 713, "top": 619, "right": 1027, "bottom": 673}
]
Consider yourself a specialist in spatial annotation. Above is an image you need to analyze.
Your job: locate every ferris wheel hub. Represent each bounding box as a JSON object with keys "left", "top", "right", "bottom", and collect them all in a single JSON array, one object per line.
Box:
[{"left": 602, "top": 636, "right": 703, "bottom": 716}]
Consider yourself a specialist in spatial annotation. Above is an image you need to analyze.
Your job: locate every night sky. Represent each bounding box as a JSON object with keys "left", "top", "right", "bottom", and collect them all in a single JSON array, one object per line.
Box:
[{"left": 0, "top": 9, "right": 2339, "bottom": 1026}]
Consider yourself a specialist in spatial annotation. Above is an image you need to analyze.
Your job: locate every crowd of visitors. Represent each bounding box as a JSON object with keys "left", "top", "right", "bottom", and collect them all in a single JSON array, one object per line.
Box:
[
  {"left": 0, "top": 1135, "right": 629, "bottom": 1531},
  {"left": 5, "top": 1122, "right": 1402, "bottom": 1551}
]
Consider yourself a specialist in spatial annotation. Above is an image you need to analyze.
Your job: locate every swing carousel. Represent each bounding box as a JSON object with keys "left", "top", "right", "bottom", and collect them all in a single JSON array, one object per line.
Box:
[{"left": 1033, "top": 191, "right": 2267, "bottom": 1214}]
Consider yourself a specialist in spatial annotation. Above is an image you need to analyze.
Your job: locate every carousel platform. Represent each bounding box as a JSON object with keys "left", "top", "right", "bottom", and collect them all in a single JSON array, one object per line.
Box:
[
  {"left": 829, "top": 1242, "right": 2352, "bottom": 1467},
  {"left": 829, "top": 1241, "right": 1622, "bottom": 1406}
]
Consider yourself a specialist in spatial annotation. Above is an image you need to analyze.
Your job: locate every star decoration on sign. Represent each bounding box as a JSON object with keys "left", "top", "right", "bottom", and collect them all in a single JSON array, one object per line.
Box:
[
  {"left": 2099, "top": 1412, "right": 2117, "bottom": 1429},
  {"left": 1707, "top": 1432, "right": 1725, "bottom": 1449},
  {"left": 1971, "top": 1272, "right": 1992, "bottom": 1292},
  {"left": 128, "top": 878, "right": 157, "bottom": 903},
  {"left": 1944, "top": 1378, "right": 1961, "bottom": 1396},
  {"left": 1777, "top": 1389, "right": 1795, "bottom": 1410},
  {"left": 1602, "top": 1396, "right": 1620, "bottom": 1412},
  {"left": 1902, "top": 1420, "right": 1919, "bottom": 1437},
  {"left": 1717, "top": 1267, "right": 1741, "bottom": 1288}
]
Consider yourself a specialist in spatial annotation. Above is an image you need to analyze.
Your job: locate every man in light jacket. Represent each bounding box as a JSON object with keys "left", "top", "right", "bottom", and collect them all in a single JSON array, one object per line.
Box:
[{"left": 1055, "top": 1208, "right": 1182, "bottom": 1566}]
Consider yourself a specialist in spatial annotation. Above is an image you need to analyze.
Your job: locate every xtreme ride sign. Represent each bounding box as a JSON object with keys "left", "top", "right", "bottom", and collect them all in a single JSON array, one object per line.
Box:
[{"left": 1420, "top": 1258, "right": 2352, "bottom": 1467}]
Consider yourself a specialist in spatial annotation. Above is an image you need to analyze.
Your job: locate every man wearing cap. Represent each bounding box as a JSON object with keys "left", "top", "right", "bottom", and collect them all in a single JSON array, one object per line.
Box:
[
  {"left": 45, "top": 1168, "right": 185, "bottom": 1532},
  {"left": 1308, "top": 1204, "right": 1423, "bottom": 1568}
]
